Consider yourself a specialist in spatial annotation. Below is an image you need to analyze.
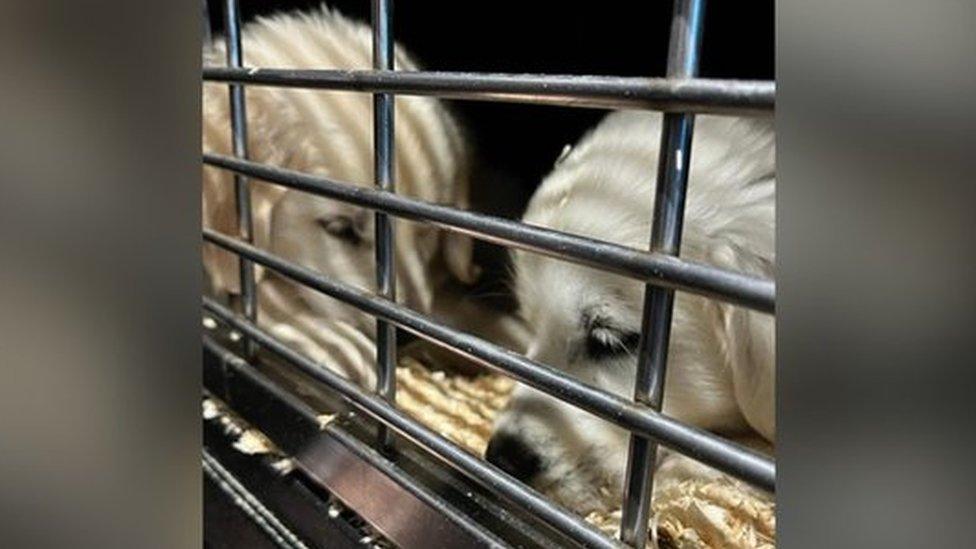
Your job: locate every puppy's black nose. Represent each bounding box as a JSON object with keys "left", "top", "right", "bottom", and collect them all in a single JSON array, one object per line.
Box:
[{"left": 485, "top": 432, "right": 542, "bottom": 482}]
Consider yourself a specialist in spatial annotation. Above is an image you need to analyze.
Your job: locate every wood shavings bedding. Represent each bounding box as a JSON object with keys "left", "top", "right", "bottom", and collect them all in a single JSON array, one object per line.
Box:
[
  {"left": 395, "top": 357, "right": 514, "bottom": 456},
  {"left": 394, "top": 357, "right": 776, "bottom": 548}
]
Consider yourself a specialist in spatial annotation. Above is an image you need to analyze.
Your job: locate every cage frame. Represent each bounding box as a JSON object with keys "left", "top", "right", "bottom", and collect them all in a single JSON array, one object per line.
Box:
[{"left": 201, "top": 0, "right": 775, "bottom": 547}]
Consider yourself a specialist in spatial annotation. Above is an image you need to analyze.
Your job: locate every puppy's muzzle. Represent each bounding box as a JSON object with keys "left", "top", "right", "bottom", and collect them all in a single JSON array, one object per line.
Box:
[{"left": 484, "top": 432, "right": 542, "bottom": 483}]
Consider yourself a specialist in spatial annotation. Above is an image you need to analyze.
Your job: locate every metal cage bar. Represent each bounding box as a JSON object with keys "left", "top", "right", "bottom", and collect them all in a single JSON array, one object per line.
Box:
[
  {"left": 202, "top": 297, "right": 621, "bottom": 549},
  {"left": 202, "top": 67, "right": 774, "bottom": 115},
  {"left": 220, "top": 0, "right": 257, "bottom": 354},
  {"left": 202, "top": 229, "right": 775, "bottom": 492},
  {"left": 201, "top": 1, "right": 777, "bottom": 544},
  {"left": 203, "top": 334, "right": 517, "bottom": 547},
  {"left": 202, "top": 153, "right": 774, "bottom": 313},
  {"left": 371, "top": 0, "right": 397, "bottom": 449},
  {"left": 620, "top": 1, "right": 706, "bottom": 545},
  {"left": 202, "top": 449, "right": 310, "bottom": 549}
]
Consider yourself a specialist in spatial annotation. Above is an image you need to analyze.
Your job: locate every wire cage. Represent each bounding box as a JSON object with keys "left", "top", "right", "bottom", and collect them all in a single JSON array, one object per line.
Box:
[{"left": 201, "top": 0, "right": 775, "bottom": 547}]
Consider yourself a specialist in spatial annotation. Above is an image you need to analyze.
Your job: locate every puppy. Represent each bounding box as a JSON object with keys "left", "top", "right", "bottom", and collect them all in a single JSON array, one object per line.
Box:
[
  {"left": 202, "top": 7, "right": 478, "bottom": 387},
  {"left": 486, "top": 111, "right": 775, "bottom": 515}
]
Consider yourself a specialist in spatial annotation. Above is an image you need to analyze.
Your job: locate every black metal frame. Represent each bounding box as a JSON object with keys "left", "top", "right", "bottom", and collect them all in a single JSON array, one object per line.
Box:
[
  {"left": 202, "top": 0, "right": 775, "bottom": 546},
  {"left": 203, "top": 335, "right": 549, "bottom": 548},
  {"left": 202, "top": 67, "right": 774, "bottom": 115}
]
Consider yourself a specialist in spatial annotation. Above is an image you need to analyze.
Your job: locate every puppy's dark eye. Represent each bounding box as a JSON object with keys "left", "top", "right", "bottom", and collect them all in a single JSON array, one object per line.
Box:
[
  {"left": 317, "top": 217, "right": 362, "bottom": 245},
  {"left": 585, "top": 327, "right": 641, "bottom": 360}
]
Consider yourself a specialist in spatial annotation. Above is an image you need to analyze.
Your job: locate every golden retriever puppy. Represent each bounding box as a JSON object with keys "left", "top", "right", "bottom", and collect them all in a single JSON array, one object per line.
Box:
[
  {"left": 487, "top": 111, "right": 775, "bottom": 514},
  {"left": 202, "top": 7, "right": 478, "bottom": 387}
]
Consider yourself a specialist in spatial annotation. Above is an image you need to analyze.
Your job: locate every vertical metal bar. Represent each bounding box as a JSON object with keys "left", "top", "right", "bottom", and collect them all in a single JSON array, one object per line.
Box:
[
  {"left": 619, "top": 0, "right": 706, "bottom": 546},
  {"left": 371, "top": 0, "right": 397, "bottom": 449},
  {"left": 222, "top": 0, "right": 257, "bottom": 356}
]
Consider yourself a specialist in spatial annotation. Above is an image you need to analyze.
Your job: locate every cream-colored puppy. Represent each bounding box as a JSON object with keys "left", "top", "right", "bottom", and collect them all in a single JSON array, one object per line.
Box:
[
  {"left": 487, "top": 111, "right": 775, "bottom": 514},
  {"left": 203, "top": 7, "right": 478, "bottom": 387}
]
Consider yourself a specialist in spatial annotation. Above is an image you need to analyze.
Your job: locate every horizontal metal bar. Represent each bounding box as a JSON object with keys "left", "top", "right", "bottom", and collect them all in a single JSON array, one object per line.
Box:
[
  {"left": 205, "top": 335, "right": 512, "bottom": 548},
  {"left": 201, "top": 397, "right": 366, "bottom": 549},
  {"left": 202, "top": 230, "right": 776, "bottom": 492},
  {"left": 203, "top": 153, "right": 774, "bottom": 313},
  {"left": 202, "top": 67, "right": 774, "bottom": 115},
  {"left": 202, "top": 449, "right": 309, "bottom": 549},
  {"left": 202, "top": 297, "right": 620, "bottom": 549},
  {"left": 311, "top": 421, "right": 510, "bottom": 548}
]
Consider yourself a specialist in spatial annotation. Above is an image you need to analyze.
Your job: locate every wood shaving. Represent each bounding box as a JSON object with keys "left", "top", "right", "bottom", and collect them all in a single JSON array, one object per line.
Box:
[
  {"left": 395, "top": 357, "right": 514, "bottom": 455},
  {"left": 271, "top": 458, "right": 296, "bottom": 475},
  {"left": 232, "top": 429, "right": 276, "bottom": 455},
  {"left": 583, "top": 478, "right": 776, "bottom": 548},
  {"left": 202, "top": 398, "right": 220, "bottom": 420},
  {"left": 203, "top": 396, "right": 287, "bottom": 460},
  {"left": 317, "top": 413, "right": 337, "bottom": 430}
]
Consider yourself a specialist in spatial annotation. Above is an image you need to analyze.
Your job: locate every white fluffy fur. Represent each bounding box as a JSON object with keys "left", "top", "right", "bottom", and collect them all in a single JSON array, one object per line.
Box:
[
  {"left": 491, "top": 111, "right": 775, "bottom": 514},
  {"left": 202, "top": 7, "right": 477, "bottom": 387}
]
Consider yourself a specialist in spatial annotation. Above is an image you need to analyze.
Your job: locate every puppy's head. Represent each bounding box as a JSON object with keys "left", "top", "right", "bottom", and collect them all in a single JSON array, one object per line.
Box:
[
  {"left": 486, "top": 112, "right": 776, "bottom": 514},
  {"left": 487, "top": 256, "right": 645, "bottom": 514},
  {"left": 484, "top": 113, "right": 660, "bottom": 513}
]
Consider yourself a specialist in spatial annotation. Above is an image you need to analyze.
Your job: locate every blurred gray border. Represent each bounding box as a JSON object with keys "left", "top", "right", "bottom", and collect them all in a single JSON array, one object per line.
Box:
[
  {"left": 0, "top": 1, "right": 202, "bottom": 547},
  {"left": 1, "top": 1, "right": 974, "bottom": 547},
  {"left": 778, "top": 1, "right": 976, "bottom": 546}
]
